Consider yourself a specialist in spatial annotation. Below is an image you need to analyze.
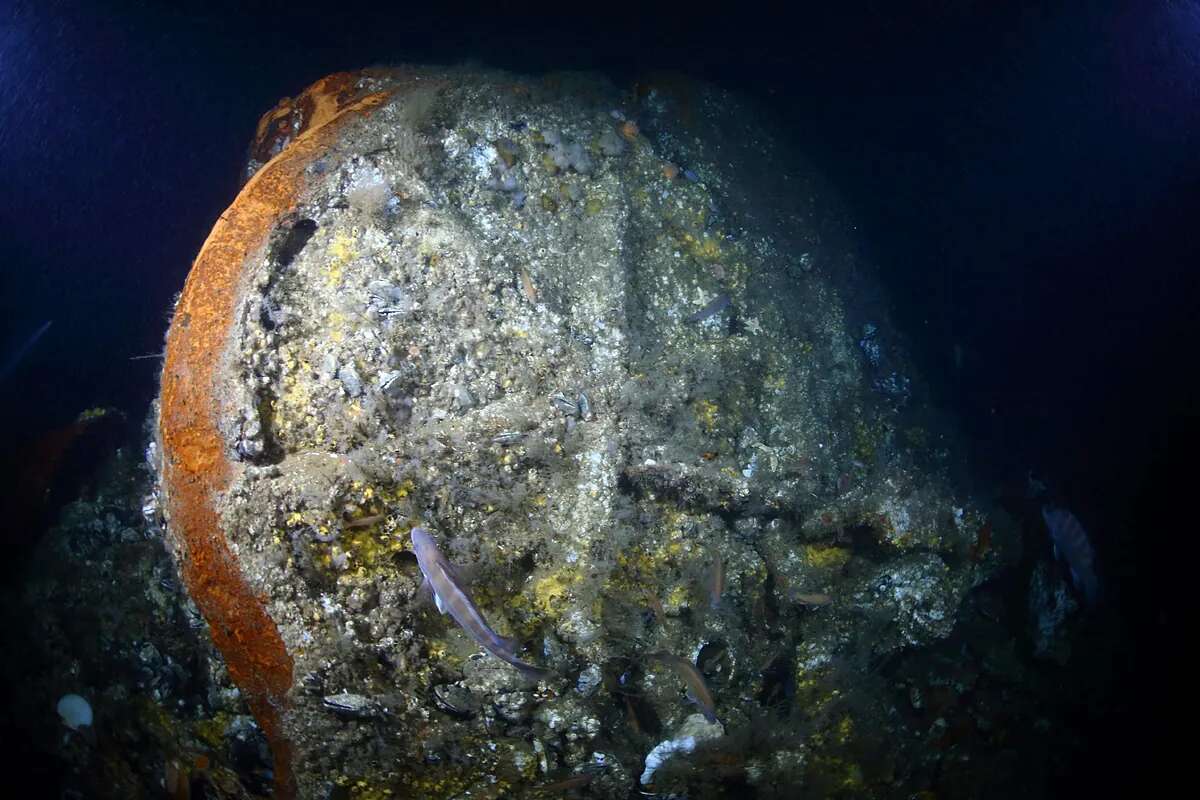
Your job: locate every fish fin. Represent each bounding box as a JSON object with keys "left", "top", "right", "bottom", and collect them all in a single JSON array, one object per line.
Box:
[
  {"left": 415, "top": 576, "right": 433, "bottom": 604},
  {"left": 434, "top": 590, "right": 448, "bottom": 615},
  {"left": 496, "top": 634, "right": 521, "bottom": 655}
]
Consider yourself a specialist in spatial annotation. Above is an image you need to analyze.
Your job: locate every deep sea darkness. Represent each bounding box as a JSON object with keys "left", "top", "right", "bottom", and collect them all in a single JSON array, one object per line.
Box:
[{"left": 1, "top": 1, "right": 1194, "bottom": 795}]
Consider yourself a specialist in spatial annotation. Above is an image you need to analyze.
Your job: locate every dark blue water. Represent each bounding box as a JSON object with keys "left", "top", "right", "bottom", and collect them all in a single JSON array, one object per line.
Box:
[{"left": 2, "top": 2, "right": 1193, "bottom": 795}]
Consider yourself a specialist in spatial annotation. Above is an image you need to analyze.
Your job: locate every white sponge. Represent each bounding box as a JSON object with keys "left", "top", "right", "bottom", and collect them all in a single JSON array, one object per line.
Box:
[{"left": 56, "top": 693, "right": 93, "bottom": 731}]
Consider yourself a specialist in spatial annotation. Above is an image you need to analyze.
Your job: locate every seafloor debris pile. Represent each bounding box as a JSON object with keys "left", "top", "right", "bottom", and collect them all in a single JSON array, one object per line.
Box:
[{"left": 5, "top": 67, "right": 1096, "bottom": 800}]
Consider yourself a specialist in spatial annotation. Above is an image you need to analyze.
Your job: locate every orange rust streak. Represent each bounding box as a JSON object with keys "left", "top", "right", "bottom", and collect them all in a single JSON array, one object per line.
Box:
[
  {"left": 251, "top": 71, "right": 369, "bottom": 165},
  {"left": 160, "top": 82, "right": 393, "bottom": 800}
]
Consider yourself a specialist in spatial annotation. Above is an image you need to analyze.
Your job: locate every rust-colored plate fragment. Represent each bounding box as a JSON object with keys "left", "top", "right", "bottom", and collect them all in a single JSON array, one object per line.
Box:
[{"left": 159, "top": 74, "right": 393, "bottom": 799}]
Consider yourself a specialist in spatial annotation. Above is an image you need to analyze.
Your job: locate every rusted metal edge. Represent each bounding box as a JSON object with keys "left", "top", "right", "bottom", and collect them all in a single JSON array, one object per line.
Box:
[
  {"left": 159, "top": 75, "right": 393, "bottom": 799},
  {"left": 251, "top": 71, "right": 373, "bottom": 168}
]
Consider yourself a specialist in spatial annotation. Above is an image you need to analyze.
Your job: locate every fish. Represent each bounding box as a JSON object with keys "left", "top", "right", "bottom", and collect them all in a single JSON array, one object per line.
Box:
[
  {"left": 410, "top": 527, "right": 549, "bottom": 679},
  {"left": 651, "top": 652, "right": 719, "bottom": 724},
  {"left": 537, "top": 772, "right": 594, "bottom": 792},
  {"left": 708, "top": 555, "right": 725, "bottom": 610},
  {"left": 622, "top": 693, "right": 643, "bottom": 735},
  {"left": 492, "top": 431, "right": 525, "bottom": 445},
  {"left": 1041, "top": 506, "right": 1101, "bottom": 607},
  {"left": 794, "top": 592, "right": 833, "bottom": 606},
  {"left": 519, "top": 267, "right": 539, "bottom": 304},
  {"left": 684, "top": 293, "right": 731, "bottom": 324}
]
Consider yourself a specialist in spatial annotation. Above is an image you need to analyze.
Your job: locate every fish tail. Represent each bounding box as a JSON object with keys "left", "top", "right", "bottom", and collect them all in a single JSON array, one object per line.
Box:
[{"left": 513, "top": 661, "right": 552, "bottom": 682}]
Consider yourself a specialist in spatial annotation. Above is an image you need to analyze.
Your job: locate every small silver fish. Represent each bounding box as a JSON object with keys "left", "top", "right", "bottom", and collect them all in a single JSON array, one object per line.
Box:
[
  {"left": 519, "top": 267, "right": 539, "bottom": 304},
  {"left": 411, "top": 527, "right": 548, "bottom": 679},
  {"left": 685, "top": 293, "right": 731, "bottom": 324},
  {"left": 550, "top": 390, "right": 579, "bottom": 417},
  {"left": 322, "top": 693, "right": 378, "bottom": 718},
  {"left": 708, "top": 555, "right": 725, "bottom": 610}
]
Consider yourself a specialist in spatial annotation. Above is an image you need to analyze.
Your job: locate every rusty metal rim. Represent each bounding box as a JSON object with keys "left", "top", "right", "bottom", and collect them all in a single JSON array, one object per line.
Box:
[{"left": 158, "top": 72, "right": 395, "bottom": 800}]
